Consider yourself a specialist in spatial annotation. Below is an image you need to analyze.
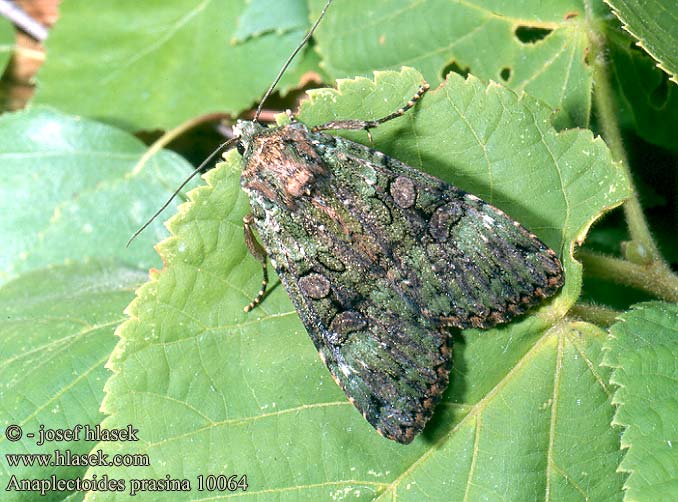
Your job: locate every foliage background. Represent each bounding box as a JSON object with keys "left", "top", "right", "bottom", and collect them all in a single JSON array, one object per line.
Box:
[{"left": 0, "top": 0, "right": 676, "bottom": 500}]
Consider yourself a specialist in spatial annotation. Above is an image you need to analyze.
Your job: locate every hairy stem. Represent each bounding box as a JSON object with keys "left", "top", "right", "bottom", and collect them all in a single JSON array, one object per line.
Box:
[
  {"left": 583, "top": 9, "right": 678, "bottom": 300},
  {"left": 587, "top": 18, "right": 662, "bottom": 262},
  {"left": 569, "top": 303, "right": 621, "bottom": 327},
  {"left": 579, "top": 250, "right": 678, "bottom": 302}
]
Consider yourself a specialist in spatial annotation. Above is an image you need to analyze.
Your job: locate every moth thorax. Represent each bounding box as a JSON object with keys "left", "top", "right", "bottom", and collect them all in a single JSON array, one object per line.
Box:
[{"left": 241, "top": 124, "right": 328, "bottom": 208}]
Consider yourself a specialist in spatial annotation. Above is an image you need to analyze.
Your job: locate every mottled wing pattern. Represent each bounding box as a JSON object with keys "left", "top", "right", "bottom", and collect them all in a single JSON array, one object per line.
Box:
[
  {"left": 252, "top": 187, "right": 452, "bottom": 443},
  {"left": 318, "top": 134, "right": 564, "bottom": 329},
  {"left": 241, "top": 122, "right": 563, "bottom": 442}
]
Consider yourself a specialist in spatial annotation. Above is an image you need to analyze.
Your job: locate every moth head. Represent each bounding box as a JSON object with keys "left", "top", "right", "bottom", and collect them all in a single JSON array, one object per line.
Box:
[{"left": 233, "top": 120, "right": 266, "bottom": 158}]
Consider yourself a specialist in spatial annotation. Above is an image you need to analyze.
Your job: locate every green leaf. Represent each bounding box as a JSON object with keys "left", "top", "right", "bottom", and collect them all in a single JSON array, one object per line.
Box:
[
  {"left": 0, "top": 17, "right": 13, "bottom": 78},
  {"left": 88, "top": 69, "right": 629, "bottom": 500},
  {"left": 0, "top": 106, "right": 197, "bottom": 285},
  {"left": 309, "top": 0, "right": 597, "bottom": 127},
  {"left": 604, "top": 0, "right": 678, "bottom": 83},
  {"left": 34, "top": 0, "right": 314, "bottom": 131},
  {"left": 606, "top": 22, "right": 678, "bottom": 151},
  {"left": 603, "top": 302, "right": 678, "bottom": 501},
  {"left": 232, "top": 0, "right": 308, "bottom": 43},
  {"left": 0, "top": 261, "right": 144, "bottom": 502}
]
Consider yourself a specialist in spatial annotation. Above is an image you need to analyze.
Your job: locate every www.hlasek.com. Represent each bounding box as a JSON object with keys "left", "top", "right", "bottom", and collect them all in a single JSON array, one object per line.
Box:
[{"left": 5, "top": 449, "right": 149, "bottom": 468}]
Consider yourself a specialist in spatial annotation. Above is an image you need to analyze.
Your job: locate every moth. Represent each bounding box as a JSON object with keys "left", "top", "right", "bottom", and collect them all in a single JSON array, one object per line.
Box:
[
  {"left": 132, "top": 0, "right": 564, "bottom": 444},
  {"left": 234, "top": 85, "right": 563, "bottom": 443}
]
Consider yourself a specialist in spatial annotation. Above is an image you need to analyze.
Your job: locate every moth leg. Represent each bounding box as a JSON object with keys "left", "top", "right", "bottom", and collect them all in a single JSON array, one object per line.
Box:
[
  {"left": 311, "top": 83, "right": 429, "bottom": 134},
  {"left": 366, "top": 129, "right": 374, "bottom": 144},
  {"left": 243, "top": 213, "right": 269, "bottom": 312}
]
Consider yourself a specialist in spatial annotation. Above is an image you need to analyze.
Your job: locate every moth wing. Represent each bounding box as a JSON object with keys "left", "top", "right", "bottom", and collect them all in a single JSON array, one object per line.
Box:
[
  {"left": 272, "top": 262, "right": 452, "bottom": 444},
  {"left": 337, "top": 143, "right": 564, "bottom": 329},
  {"left": 424, "top": 189, "right": 564, "bottom": 328}
]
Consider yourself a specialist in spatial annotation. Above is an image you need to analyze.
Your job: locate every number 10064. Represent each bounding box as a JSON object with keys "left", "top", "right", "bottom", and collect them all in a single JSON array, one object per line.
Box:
[{"left": 196, "top": 474, "right": 248, "bottom": 492}]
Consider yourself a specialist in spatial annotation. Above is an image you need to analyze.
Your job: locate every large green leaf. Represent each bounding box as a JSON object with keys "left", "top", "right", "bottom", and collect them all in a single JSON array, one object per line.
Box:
[
  {"left": 0, "top": 261, "right": 145, "bottom": 502},
  {"left": 34, "top": 0, "right": 315, "bottom": 131},
  {"left": 605, "top": 0, "right": 678, "bottom": 83},
  {"left": 603, "top": 302, "right": 678, "bottom": 501},
  {"left": 86, "top": 69, "right": 629, "bottom": 500},
  {"left": 0, "top": 107, "right": 196, "bottom": 285},
  {"left": 309, "top": 0, "right": 601, "bottom": 127}
]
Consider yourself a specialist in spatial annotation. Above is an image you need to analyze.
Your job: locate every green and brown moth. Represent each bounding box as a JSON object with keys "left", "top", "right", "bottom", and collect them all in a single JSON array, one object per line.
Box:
[
  {"left": 133, "top": 0, "right": 564, "bottom": 444},
  {"left": 234, "top": 90, "right": 563, "bottom": 443}
]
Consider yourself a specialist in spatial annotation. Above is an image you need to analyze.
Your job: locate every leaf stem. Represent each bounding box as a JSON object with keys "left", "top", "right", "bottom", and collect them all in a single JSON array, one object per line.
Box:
[
  {"left": 578, "top": 250, "right": 678, "bottom": 302},
  {"left": 583, "top": 8, "right": 678, "bottom": 301},
  {"left": 569, "top": 303, "right": 621, "bottom": 327},
  {"left": 130, "top": 112, "right": 230, "bottom": 176},
  {"left": 587, "top": 16, "right": 661, "bottom": 262}
]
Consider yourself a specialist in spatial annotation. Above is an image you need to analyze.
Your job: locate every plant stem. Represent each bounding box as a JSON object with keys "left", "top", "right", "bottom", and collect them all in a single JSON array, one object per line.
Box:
[
  {"left": 131, "top": 112, "right": 231, "bottom": 176},
  {"left": 586, "top": 15, "right": 668, "bottom": 266},
  {"left": 579, "top": 250, "right": 678, "bottom": 302},
  {"left": 583, "top": 10, "right": 678, "bottom": 299},
  {"left": 569, "top": 303, "right": 621, "bottom": 327}
]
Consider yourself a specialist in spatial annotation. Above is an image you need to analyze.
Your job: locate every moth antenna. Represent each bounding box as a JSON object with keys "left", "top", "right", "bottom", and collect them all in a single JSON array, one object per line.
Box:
[
  {"left": 126, "top": 137, "right": 236, "bottom": 247},
  {"left": 253, "top": 0, "right": 334, "bottom": 122},
  {"left": 128, "top": 0, "right": 333, "bottom": 246}
]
